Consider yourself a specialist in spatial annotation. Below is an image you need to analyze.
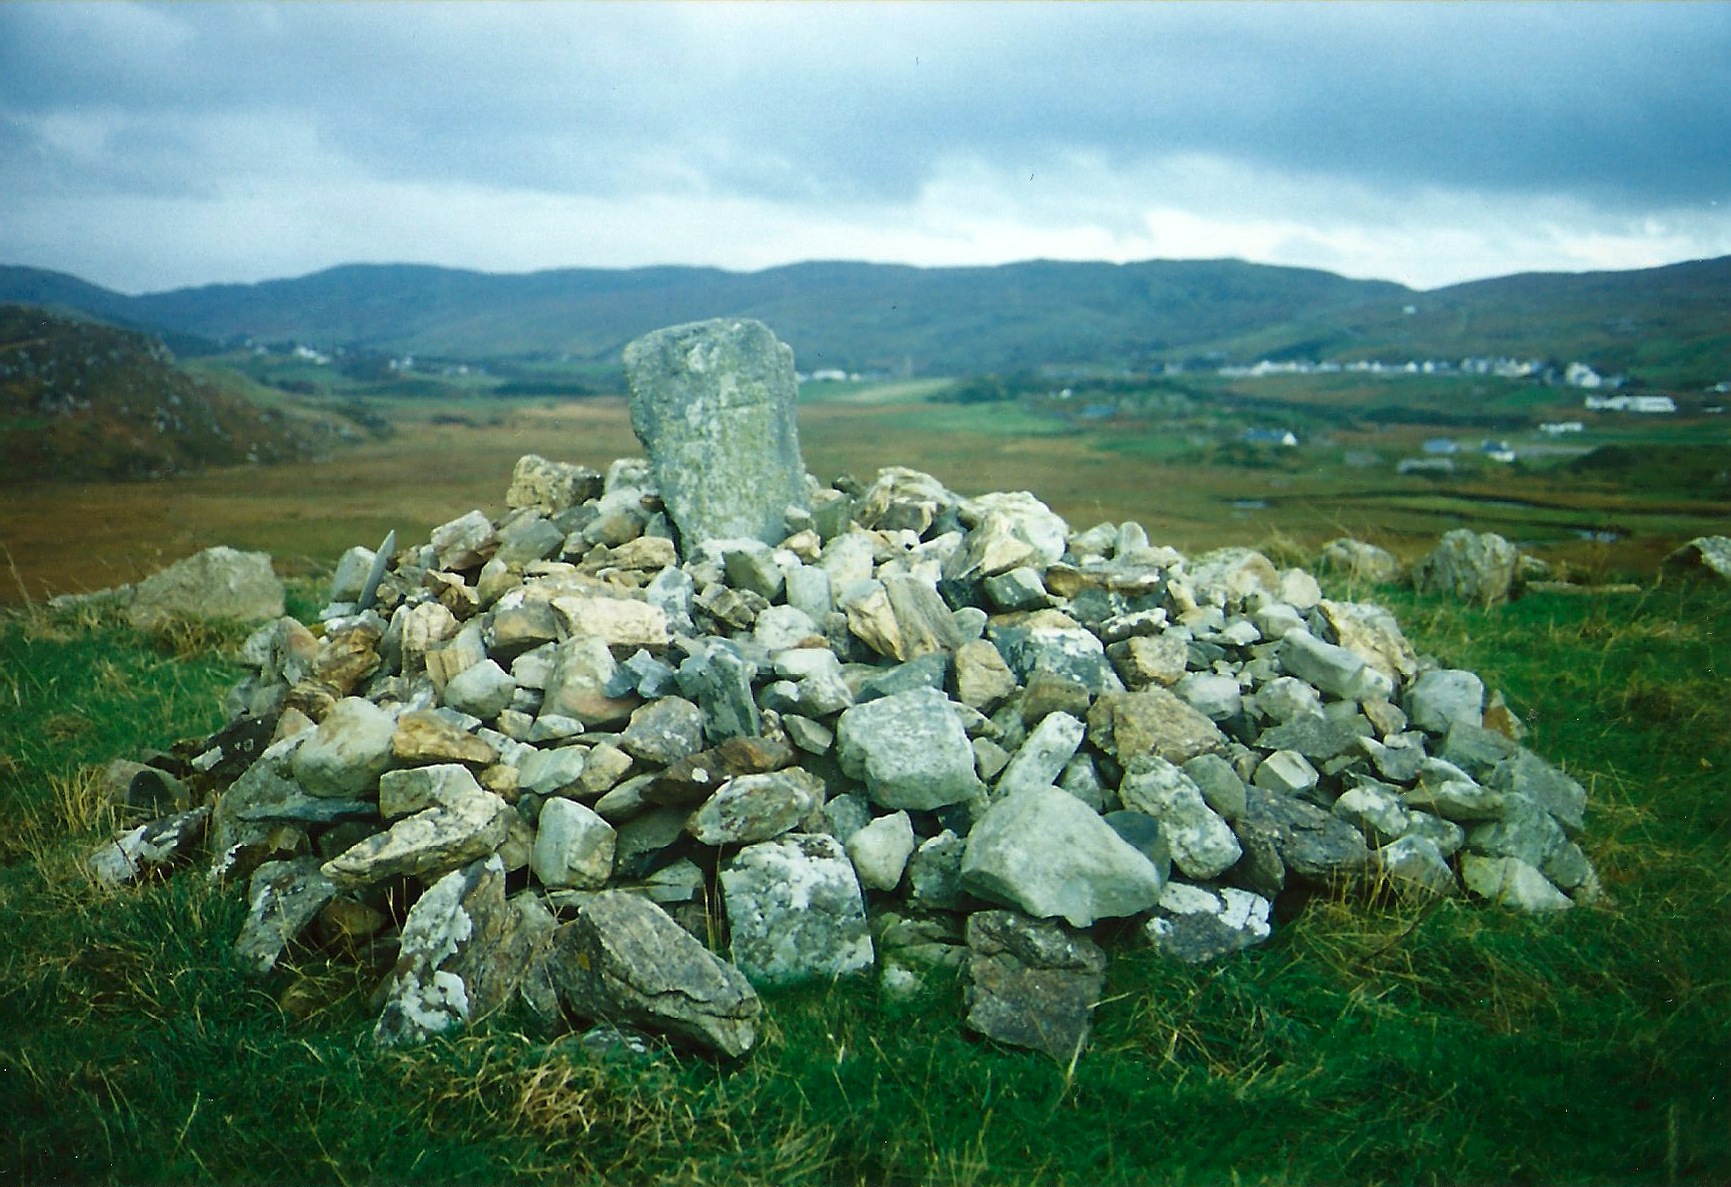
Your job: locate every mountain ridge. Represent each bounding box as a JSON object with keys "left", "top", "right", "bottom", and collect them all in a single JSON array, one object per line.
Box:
[{"left": 1, "top": 254, "right": 1724, "bottom": 385}]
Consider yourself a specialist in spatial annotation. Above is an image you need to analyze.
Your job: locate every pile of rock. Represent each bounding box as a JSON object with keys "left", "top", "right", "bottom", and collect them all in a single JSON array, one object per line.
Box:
[{"left": 86, "top": 319, "right": 1602, "bottom": 1065}]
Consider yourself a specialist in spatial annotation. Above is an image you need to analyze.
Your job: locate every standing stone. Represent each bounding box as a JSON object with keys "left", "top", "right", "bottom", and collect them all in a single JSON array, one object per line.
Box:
[
  {"left": 623, "top": 319, "right": 807, "bottom": 552},
  {"left": 550, "top": 890, "right": 762, "bottom": 1057},
  {"left": 720, "top": 834, "right": 874, "bottom": 986}
]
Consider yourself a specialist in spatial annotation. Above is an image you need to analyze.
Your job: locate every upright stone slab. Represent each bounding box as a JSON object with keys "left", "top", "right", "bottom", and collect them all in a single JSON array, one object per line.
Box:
[{"left": 623, "top": 319, "right": 808, "bottom": 552}]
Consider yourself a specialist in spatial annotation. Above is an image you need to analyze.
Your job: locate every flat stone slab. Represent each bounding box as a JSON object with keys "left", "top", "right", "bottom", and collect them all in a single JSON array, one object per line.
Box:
[{"left": 624, "top": 318, "right": 808, "bottom": 552}]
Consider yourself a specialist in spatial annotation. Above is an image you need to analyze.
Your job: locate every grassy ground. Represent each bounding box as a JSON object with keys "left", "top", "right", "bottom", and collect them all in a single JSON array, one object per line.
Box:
[{"left": 1, "top": 572, "right": 1727, "bottom": 1185}]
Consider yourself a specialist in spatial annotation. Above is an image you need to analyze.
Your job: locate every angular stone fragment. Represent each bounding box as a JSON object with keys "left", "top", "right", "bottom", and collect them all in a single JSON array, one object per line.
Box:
[
  {"left": 1314, "top": 599, "right": 1418, "bottom": 684},
  {"left": 994, "top": 711, "right": 1086, "bottom": 799},
  {"left": 687, "top": 768, "right": 825, "bottom": 846},
  {"left": 379, "top": 763, "right": 489, "bottom": 818},
  {"left": 844, "top": 810, "right": 916, "bottom": 891},
  {"left": 1119, "top": 756, "right": 1241, "bottom": 879},
  {"left": 1256, "top": 713, "right": 1365, "bottom": 761},
  {"left": 836, "top": 687, "right": 986, "bottom": 811},
  {"left": 1465, "top": 792, "right": 1566, "bottom": 868},
  {"left": 291, "top": 697, "right": 398, "bottom": 798},
  {"left": 127, "top": 546, "right": 285, "bottom": 631},
  {"left": 550, "top": 596, "right": 669, "bottom": 652},
  {"left": 1279, "top": 630, "right": 1392, "bottom": 701},
  {"left": 1370, "top": 835, "right": 1459, "bottom": 898},
  {"left": 321, "top": 785, "right": 513, "bottom": 890},
  {"left": 235, "top": 857, "right": 338, "bottom": 977},
  {"left": 721, "top": 834, "right": 874, "bottom": 986},
  {"left": 674, "top": 640, "right": 761, "bottom": 743},
  {"left": 1485, "top": 749, "right": 1588, "bottom": 837},
  {"left": 517, "top": 746, "right": 589, "bottom": 796},
  {"left": 532, "top": 798, "right": 617, "bottom": 889},
  {"left": 624, "top": 318, "right": 807, "bottom": 552},
  {"left": 1106, "top": 633, "right": 1189, "bottom": 689},
  {"left": 542, "top": 636, "right": 639, "bottom": 726},
  {"left": 1173, "top": 672, "right": 1242, "bottom": 722},
  {"left": 619, "top": 696, "right": 707, "bottom": 766},
  {"left": 1236, "top": 785, "right": 1370, "bottom": 884},
  {"left": 964, "top": 909, "right": 1107, "bottom": 1065},
  {"left": 89, "top": 806, "right": 210, "bottom": 885},
  {"left": 1252, "top": 749, "right": 1320, "bottom": 799},
  {"left": 1145, "top": 883, "right": 1273, "bottom": 964},
  {"left": 374, "top": 856, "right": 532, "bottom": 1046},
  {"left": 1332, "top": 781, "right": 1410, "bottom": 845},
  {"left": 442, "top": 658, "right": 517, "bottom": 720},
  {"left": 1181, "top": 753, "right": 1248, "bottom": 821},
  {"left": 506, "top": 454, "right": 603, "bottom": 515},
  {"left": 989, "top": 616, "right": 1117, "bottom": 694},
  {"left": 1087, "top": 688, "right": 1227, "bottom": 766},
  {"left": 550, "top": 890, "right": 762, "bottom": 1057},
  {"left": 1460, "top": 854, "right": 1573, "bottom": 912},
  {"left": 392, "top": 709, "right": 498, "bottom": 768},
  {"left": 961, "top": 786, "right": 1166, "bottom": 927},
  {"left": 1404, "top": 669, "right": 1486, "bottom": 735},
  {"left": 430, "top": 509, "right": 498, "bottom": 571}
]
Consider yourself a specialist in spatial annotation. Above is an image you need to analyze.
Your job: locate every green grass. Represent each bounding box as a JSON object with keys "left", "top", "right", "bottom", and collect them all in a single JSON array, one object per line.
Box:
[{"left": 2, "top": 577, "right": 1728, "bottom": 1184}]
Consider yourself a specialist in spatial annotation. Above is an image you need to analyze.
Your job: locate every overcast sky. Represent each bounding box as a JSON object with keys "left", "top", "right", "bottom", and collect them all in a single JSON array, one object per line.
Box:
[{"left": 2, "top": 1, "right": 1728, "bottom": 294}]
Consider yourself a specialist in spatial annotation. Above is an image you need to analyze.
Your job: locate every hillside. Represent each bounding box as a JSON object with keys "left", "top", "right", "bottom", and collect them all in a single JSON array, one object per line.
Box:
[
  {"left": 0, "top": 305, "right": 323, "bottom": 485},
  {"left": 1193, "top": 255, "right": 1731, "bottom": 389},
  {"left": 0, "top": 259, "right": 1407, "bottom": 376}
]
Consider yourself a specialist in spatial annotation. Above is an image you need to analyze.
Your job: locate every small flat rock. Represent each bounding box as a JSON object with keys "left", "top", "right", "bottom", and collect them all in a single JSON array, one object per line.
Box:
[
  {"left": 392, "top": 710, "right": 497, "bottom": 768},
  {"left": 1087, "top": 688, "right": 1228, "bottom": 766},
  {"left": 89, "top": 806, "right": 210, "bottom": 885},
  {"left": 1236, "top": 785, "right": 1370, "bottom": 884},
  {"left": 687, "top": 768, "right": 825, "bottom": 846},
  {"left": 1144, "top": 883, "right": 1273, "bottom": 964},
  {"left": 321, "top": 787, "right": 513, "bottom": 890},
  {"left": 234, "top": 857, "right": 338, "bottom": 977},
  {"left": 549, "top": 890, "right": 762, "bottom": 1057}
]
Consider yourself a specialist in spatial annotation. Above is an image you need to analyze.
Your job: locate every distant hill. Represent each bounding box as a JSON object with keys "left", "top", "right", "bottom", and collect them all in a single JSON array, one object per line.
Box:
[
  {"left": 0, "top": 304, "right": 321, "bottom": 484},
  {"left": 1, "top": 254, "right": 1723, "bottom": 386},
  {"left": 1193, "top": 255, "right": 1731, "bottom": 389},
  {"left": 0, "top": 259, "right": 1408, "bottom": 376}
]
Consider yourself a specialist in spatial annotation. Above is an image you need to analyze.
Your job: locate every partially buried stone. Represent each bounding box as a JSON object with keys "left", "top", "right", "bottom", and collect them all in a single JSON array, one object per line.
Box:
[
  {"left": 89, "top": 806, "right": 210, "bottom": 885},
  {"left": 623, "top": 318, "right": 808, "bottom": 552},
  {"left": 964, "top": 909, "right": 1107, "bottom": 1065},
  {"left": 1144, "top": 883, "right": 1273, "bottom": 964},
  {"left": 549, "top": 890, "right": 762, "bottom": 1057},
  {"left": 234, "top": 857, "right": 337, "bottom": 977}
]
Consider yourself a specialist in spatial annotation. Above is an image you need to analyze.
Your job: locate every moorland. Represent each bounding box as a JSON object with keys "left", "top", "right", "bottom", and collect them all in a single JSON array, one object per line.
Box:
[{"left": 1, "top": 254, "right": 1728, "bottom": 1185}]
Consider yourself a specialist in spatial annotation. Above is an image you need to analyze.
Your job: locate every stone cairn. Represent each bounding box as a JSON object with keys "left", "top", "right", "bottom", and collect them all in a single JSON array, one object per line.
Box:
[{"left": 89, "top": 318, "right": 1604, "bottom": 1065}]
